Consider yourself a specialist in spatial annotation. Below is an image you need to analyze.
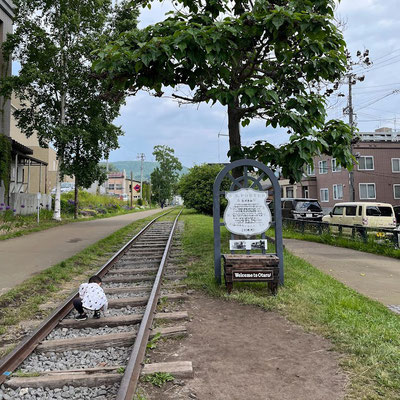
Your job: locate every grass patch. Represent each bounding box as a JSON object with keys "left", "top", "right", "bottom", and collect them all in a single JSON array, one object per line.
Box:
[
  {"left": 142, "top": 372, "right": 174, "bottom": 387},
  {"left": 180, "top": 210, "right": 400, "bottom": 400},
  {"left": 147, "top": 333, "right": 162, "bottom": 350},
  {"left": 280, "top": 226, "right": 400, "bottom": 260},
  {"left": 0, "top": 210, "right": 169, "bottom": 358}
]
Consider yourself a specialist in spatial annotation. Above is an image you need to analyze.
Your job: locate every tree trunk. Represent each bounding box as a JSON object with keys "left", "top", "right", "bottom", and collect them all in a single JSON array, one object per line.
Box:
[
  {"left": 228, "top": 104, "right": 242, "bottom": 179},
  {"left": 74, "top": 178, "right": 78, "bottom": 219},
  {"left": 52, "top": 166, "right": 61, "bottom": 221},
  {"left": 53, "top": 90, "right": 66, "bottom": 221}
]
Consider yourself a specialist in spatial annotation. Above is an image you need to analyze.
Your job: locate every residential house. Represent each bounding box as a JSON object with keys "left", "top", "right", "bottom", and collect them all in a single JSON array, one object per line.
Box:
[
  {"left": 10, "top": 94, "right": 58, "bottom": 195},
  {"left": 0, "top": 2, "right": 53, "bottom": 212},
  {"left": 125, "top": 177, "right": 141, "bottom": 200},
  {"left": 280, "top": 128, "right": 400, "bottom": 212}
]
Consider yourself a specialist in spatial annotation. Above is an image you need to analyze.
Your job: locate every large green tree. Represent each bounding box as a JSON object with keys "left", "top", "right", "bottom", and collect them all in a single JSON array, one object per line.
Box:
[
  {"left": 150, "top": 145, "right": 182, "bottom": 205},
  {"left": 178, "top": 164, "right": 230, "bottom": 215},
  {"left": 95, "top": 0, "right": 354, "bottom": 181},
  {"left": 1, "top": 0, "right": 127, "bottom": 219}
]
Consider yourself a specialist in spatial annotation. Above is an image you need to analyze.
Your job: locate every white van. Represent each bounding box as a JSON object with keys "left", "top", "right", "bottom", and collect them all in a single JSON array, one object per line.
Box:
[{"left": 322, "top": 202, "right": 397, "bottom": 229}]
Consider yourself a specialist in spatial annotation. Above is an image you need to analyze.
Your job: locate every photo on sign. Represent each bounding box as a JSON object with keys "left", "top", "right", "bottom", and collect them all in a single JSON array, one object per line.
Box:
[{"left": 230, "top": 239, "right": 268, "bottom": 251}]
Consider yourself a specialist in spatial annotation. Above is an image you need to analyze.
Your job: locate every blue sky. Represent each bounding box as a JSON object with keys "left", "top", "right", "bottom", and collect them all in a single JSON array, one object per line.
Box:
[{"left": 18, "top": 0, "right": 397, "bottom": 168}]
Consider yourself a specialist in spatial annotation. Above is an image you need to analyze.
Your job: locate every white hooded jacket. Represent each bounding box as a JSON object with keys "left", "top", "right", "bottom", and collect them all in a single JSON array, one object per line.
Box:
[{"left": 79, "top": 283, "right": 108, "bottom": 312}]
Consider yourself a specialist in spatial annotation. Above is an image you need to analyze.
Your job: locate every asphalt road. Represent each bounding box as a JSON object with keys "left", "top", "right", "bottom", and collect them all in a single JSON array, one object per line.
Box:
[
  {"left": 284, "top": 239, "right": 400, "bottom": 307},
  {"left": 0, "top": 208, "right": 164, "bottom": 295}
]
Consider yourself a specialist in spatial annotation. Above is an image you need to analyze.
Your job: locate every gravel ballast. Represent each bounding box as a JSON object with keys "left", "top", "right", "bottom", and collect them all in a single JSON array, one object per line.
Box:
[
  {"left": 0, "top": 383, "right": 120, "bottom": 400},
  {"left": 20, "top": 347, "right": 131, "bottom": 372}
]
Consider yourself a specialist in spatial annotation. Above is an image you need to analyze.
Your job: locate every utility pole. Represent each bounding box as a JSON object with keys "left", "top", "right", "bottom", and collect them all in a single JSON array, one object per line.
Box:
[
  {"left": 345, "top": 73, "right": 356, "bottom": 202},
  {"left": 342, "top": 50, "right": 370, "bottom": 202},
  {"left": 137, "top": 153, "right": 145, "bottom": 200},
  {"left": 130, "top": 171, "right": 133, "bottom": 208}
]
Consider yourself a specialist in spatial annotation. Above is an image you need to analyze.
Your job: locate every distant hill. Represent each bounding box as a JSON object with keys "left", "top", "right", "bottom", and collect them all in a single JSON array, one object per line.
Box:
[{"left": 103, "top": 161, "right": 189, "bottom": 181}]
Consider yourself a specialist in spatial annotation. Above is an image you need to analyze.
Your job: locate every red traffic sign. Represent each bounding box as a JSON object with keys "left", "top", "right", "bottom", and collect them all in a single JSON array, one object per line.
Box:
[{"left": 134, "top": 184, "right": 141, "bottom": 192}]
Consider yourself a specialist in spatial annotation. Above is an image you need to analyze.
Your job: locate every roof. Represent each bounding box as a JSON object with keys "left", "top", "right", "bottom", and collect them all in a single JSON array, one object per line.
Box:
[
  {"left": 334, "top": 202, "right": 394, "bottom": 207},
  {"left": 10, "top": 138, "right": 33, "bottom": 155}
]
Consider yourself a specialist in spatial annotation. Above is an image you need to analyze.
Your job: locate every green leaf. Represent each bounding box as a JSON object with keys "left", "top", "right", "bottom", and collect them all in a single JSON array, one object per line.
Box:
[{"left": 241, "top": 118, "right": 250, "bottom": 127}]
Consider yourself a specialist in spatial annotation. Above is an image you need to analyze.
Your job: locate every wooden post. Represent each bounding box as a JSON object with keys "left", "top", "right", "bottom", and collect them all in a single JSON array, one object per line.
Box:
[
  {"left": 27, "top": 159, "right": 31, "bottom": 193},
  {"left": 14, "top": 153, "right": 18, "bottom": 193}
]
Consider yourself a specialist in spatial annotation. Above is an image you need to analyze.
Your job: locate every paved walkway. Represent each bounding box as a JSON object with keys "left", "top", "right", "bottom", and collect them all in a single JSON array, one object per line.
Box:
[
  {"left": 284, "top": 239, "right": 400, "bottom": 309},
  {"left": 0, "top": 208, "right": 164, "bottom": 295}
]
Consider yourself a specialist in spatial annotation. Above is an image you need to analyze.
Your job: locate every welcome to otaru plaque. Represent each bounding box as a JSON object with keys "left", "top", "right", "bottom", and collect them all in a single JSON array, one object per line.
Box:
[
  {"left": 224, "top": 188, "right": 272, "bottom": 237},
  {"left": 213, "top": 159, "right": 284, "bottom": 291}
]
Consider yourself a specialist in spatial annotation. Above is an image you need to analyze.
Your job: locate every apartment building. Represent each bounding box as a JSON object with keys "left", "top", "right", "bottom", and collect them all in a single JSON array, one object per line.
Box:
[
  {"left": 107, "top": 171, "right": 128, "bottom": 196},
  {"left": 280, "top": 129, "right": 400, "bottom": 211}
]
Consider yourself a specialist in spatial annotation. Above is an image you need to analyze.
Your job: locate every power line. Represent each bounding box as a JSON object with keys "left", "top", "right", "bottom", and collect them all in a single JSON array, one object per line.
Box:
[
  {"left": 353, "top": 55, "right": 400, "bottom": 74},
  {"left": 357, "top": 90, "right": 400, "bottom": 111},
  {"left": 353, "top": 82, "right": 400, "bottom": 90}
]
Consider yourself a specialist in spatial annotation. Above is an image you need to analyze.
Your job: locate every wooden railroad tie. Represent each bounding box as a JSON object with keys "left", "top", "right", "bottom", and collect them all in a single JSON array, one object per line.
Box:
[
  {"left": 36, "top": 325, "right": 187, "bottom": 352},
  {"left": 59, "top": 311, "right": 189, "bottom": 329},
  {"left": 4, "top": 361, "right": 193, "bottom": 389},
  {"left": 104, "top": 283, "right": 186, "bottom": 295}
]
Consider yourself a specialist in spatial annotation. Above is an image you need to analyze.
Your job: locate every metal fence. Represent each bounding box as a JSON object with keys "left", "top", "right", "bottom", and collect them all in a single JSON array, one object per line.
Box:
[{"left": 282, "top": 218, "right": 400, "bottom": 249}]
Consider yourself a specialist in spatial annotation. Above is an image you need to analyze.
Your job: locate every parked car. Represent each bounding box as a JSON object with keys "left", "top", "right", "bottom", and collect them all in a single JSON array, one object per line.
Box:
[
  {"left": 322, "top": 202, "right": 397, "bottom": 230},
  {"left": 281, "top": 198, "right": 324, "bottom": 221},
  {"left": 51, "top": 182, "right": 75, "bottom": 194}
]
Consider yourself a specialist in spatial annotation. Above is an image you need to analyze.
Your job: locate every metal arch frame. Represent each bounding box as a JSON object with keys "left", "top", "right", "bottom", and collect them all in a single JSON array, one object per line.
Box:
[{"left": 213, "top": 159, "right": 284, "bottom": 285}]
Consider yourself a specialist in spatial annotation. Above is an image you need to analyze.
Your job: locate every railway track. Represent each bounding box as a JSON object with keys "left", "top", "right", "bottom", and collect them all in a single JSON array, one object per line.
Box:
[{"left": 0, "top": 208, "right": 191, "bottom": 399}]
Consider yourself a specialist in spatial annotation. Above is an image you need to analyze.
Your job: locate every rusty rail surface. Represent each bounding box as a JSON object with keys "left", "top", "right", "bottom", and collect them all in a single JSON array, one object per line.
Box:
[
  {"left": 0, "top": 209, "right": 174, "bottom": 384},
  {"left": 116, "top": 208, "right": 183, "bottom": 400}
]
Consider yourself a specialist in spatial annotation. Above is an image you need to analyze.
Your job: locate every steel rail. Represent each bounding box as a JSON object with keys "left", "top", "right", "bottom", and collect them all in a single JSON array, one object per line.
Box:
[
  {"left": 0, "top": 209, "right": 174, "bottom": 384},
  {"left": 116, "top": 208, "right": 183, "bottom": 400}
]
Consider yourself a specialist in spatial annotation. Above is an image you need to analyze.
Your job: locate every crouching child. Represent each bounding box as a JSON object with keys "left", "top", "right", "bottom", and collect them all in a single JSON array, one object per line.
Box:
[{"left": 73, "top": 275, "right": 108, "bottom": 321}]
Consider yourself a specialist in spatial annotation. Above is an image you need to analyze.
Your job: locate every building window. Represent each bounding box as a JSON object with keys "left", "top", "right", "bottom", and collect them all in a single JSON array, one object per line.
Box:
[
  {"left": 392, "top": 158, "right": 400, "bottom": 173},
  {"left": 302, "top": 186, "right": 309, "bottom": 198},
  {"left": 320, "top": 188, "right": 329, "bottom": 202},
  {"left": 359, "top": 183, "right": 376, "bottom": 199},
  {"left": 115, "top": 184, "right": 123, "bottom": 190},
  {"left": 108, "top": 184, "right": 114, "bottom": 190},
  {"left": 318, "top": 160, "right": 328, "bottom": 174},
  {"left": 394, "top": 185, "right": 400, "bottom": 199},
  {"left": 333, "top": 184, "right": 343, "bottom": 200},
  {"left": 358, "top": 156, "right": 374, "bottom": 171},
  {"left": 306, "top": 164, "right": 315, "bottom": 176},
  {"left": 286, "top": 187, "right": 294, "bottom": 198},
  {"left": 331, "top": 159, "right": 341, "bottom": 172}
]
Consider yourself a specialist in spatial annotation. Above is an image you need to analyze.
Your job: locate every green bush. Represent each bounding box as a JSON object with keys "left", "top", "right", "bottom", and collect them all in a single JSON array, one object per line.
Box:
[
  {"left": 177, "top": 164, "right": 230, "bottom": 215},
  {"left": 59, "top": 191, "right": 123, "bottom": 214}
]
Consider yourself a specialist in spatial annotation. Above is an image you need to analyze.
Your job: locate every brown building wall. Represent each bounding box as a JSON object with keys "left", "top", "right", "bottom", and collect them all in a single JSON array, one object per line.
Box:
[
  {"left": 354, "top": 142, "right": 400, "bottom": 207},
  {"left": 279, "top": 141, "right": 400, "bottom": 212},
  {"left": 312, "top": 142, "right": 400, "bottom": 210}
]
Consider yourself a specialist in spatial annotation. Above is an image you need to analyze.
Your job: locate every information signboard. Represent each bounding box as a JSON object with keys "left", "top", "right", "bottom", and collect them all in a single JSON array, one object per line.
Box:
[{"left": 224, "top": 188, "right": 271, "bottom": 236}]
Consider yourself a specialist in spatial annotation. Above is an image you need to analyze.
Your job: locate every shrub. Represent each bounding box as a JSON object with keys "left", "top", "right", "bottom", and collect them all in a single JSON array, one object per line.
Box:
[{"left": 177, "top": 164, "right": 230, "bottom": 215}]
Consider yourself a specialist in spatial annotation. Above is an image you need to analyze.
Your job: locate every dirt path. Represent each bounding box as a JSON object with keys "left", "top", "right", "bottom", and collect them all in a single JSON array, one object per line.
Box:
[
  {"left": 0, "top": 208, "right": 164, "bottom": 295},
  {"left": 140, "top": 292, "right": 347, "bottom": 400}
]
